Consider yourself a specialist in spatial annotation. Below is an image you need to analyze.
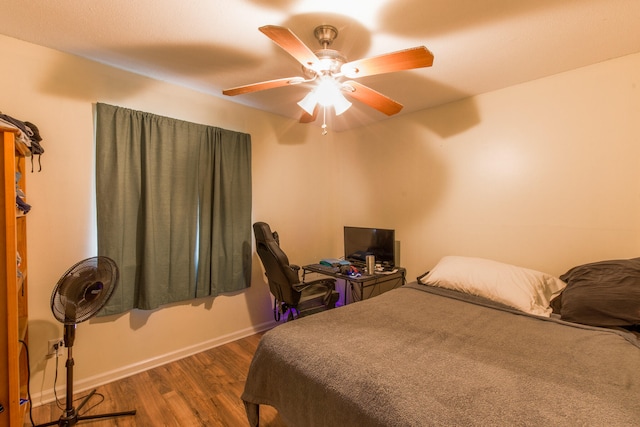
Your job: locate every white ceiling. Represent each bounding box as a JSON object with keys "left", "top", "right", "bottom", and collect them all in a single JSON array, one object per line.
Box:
[{"left": 2, "top": 0, "right": 639, "bottom": 131}]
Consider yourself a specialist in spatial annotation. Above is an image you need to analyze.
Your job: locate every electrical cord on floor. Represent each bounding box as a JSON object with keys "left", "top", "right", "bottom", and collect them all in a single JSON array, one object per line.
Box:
[
  {"left": 19, "top": 339, "right": 36, "bottom": 426},
  {"left": 51, "top": 348, "right": 106, "bottom": 416},
  {"left": 53, "top": 349, "right": 63, "bottom": 410},
  {"left": 77, "top": 391, "right": 106, "bottom": 415},
  {"left": 20, "top": 340, "right": 106, "bottom": 426}
]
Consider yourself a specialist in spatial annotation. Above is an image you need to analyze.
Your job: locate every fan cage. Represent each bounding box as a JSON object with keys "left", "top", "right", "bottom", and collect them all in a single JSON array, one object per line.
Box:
[{"left": 50, "top": 256, "right": 119, "bottom": 325}]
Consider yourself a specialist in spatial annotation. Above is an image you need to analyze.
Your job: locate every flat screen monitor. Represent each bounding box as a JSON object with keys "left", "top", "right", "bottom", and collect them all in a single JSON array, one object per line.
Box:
[{"left": 344, "top": 226, "right": 395, "bottom": 267}]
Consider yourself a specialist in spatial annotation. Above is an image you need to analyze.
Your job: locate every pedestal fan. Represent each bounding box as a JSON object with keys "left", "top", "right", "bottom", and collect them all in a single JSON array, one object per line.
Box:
[{"left": 36, "top": 256, "right": 136, "bottom": 426}]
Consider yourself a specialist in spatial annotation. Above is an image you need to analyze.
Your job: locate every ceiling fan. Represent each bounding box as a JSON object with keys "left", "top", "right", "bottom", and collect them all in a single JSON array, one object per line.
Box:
[{"left": 222, "top": 24, "right": 434, "bottom": 129}]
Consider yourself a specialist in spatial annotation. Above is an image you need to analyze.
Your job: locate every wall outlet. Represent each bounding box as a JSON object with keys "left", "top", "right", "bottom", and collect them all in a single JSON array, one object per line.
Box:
[{"left": 47, "top": 338, "right": 64, "bottom": 357}]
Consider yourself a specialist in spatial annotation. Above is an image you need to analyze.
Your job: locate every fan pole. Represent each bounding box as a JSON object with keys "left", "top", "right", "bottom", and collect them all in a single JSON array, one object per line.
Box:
[
  {"left": 62, "top": 324, "right": 77, "bottom": 424},
  {"left": 35, "top": 324, "right": 136, "bottom": 426},
  {"left": 60, "top": 325, "right": 122, "bottom": 425},
  {"left": 38, "top": 256, "right": 136, "bottom": 426}
]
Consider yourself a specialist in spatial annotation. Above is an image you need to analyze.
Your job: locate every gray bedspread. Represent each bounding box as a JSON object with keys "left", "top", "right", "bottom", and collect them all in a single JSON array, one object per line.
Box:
[{"left": 242, "top": 283, "right": 640, "bottom": 426}]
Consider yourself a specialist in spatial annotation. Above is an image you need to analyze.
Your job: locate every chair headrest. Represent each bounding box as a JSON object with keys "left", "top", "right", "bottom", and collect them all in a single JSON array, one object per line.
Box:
[{"left": 253, "top": 221, "right": 276, "bottom": 244}]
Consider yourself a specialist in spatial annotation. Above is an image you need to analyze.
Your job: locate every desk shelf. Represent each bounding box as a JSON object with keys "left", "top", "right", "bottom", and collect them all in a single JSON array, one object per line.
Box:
[{"left": 303, "top": 265, "right": 406, "bottom": 305}]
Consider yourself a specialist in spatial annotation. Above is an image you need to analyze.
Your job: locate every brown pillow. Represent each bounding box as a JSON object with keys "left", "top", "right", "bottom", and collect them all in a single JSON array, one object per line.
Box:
[{"left": 557, "top": 258, "right": 640, "bottom": 327}]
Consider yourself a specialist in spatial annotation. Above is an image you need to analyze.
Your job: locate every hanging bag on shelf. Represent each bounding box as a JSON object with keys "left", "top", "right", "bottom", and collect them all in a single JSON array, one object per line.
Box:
[
  {"left": 0, "top": 112, "right": 44, "bottom": 172},
  {"left": 24, "top": 121, "right": 44, "bottom": 172}
]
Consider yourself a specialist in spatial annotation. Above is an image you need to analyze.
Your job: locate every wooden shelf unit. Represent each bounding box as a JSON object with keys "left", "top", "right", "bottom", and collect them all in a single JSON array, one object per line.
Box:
[{"left": 1, "top": 126, "right": 29, "bottom": 427}]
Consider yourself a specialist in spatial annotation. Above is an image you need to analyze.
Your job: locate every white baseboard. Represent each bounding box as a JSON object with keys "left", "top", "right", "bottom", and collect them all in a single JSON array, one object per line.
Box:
[{"left": 31, "top": 320, "right": 277, "bottom": 407}]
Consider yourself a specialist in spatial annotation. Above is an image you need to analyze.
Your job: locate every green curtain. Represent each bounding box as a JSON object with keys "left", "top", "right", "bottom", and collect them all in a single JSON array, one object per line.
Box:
[{"left": 95, "top": 103, "right": 252, "bottom": 314}]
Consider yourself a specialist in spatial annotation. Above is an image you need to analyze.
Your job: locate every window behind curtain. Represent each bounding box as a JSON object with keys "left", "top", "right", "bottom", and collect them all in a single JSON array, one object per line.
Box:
[{"left": 95, "top": 103, "right": 252, "bottom": 314}]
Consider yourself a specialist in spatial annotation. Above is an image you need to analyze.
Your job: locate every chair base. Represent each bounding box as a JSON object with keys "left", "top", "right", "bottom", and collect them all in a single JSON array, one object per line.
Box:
[{"left": 278, "top": 289, "right": 339, "bottom": 321}]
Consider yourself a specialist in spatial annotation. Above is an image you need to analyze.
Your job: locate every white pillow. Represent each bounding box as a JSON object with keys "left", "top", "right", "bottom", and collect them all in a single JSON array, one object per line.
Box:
[{"left": 419, "top": 256, "right": 566, "bottom": 316}]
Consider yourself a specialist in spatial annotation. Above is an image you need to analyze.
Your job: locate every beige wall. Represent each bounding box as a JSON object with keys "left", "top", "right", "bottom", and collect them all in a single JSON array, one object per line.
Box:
[
  {"left": 341, "top": 52, "right": 640, "bottom": 279},
  {"left": 2, "top": 32, "right": 640, "bottom": 403},
  {"left": 0, "top": 34, "right": 343, "bottom": 404}
]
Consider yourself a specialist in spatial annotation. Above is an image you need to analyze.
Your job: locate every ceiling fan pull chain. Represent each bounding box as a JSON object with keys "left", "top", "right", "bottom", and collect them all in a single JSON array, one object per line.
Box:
[{"left": 321, "top": 106, "right": 328, "bottom": 135}]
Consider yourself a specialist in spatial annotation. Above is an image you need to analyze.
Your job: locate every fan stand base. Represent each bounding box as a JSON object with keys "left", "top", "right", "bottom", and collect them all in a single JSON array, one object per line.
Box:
[
  {"left": 34, "top": 324, "right": 136, "bottom": 426},
  {"left": 35, "top": 389, "right": 137, "bottom": 427}
]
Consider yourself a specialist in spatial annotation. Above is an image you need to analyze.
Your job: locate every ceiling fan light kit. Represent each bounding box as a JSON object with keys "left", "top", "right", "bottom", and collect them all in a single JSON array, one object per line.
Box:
[
  {"left": 222, "top": 24, "right": 434, "bottom": 133},
  {"left": 297, "top": 77, "right": 352, "bottom": 116},
  {"left": 297, "top": 91, "right": 317, "bottom": 115},
  {"left": 328, "top": 90, "right": 352, "bottom": 115}
]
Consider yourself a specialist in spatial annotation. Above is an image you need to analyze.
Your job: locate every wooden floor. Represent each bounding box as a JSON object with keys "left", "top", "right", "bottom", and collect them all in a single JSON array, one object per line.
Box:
[{"left": 25, "top": 333, "right": 286, "bottom": 427}]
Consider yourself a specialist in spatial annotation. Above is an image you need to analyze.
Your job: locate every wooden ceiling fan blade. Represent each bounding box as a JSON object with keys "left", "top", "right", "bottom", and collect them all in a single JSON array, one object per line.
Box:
[
  {"left": 222, "top": 77, "right": 302, "bottom": 96},
  {"left": 341, "top": 46, "right": 434, "bottom": 79},
  {"left": 299, "top": 105, "right": 319, "bottom": 123},
  {"left": 259, "top": 25, "right": 319, "bottom": 69},
  {"left": 343, "top": 81, "right": 403, "bottom": 116}
]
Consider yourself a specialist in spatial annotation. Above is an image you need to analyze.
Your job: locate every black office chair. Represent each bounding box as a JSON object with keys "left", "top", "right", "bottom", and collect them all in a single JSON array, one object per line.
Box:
[{"left": 253, "top": 222, "right": 339, "bottom": 321}]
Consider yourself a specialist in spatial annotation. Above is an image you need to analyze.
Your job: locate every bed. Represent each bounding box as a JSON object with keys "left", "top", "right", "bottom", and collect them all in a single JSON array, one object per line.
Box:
[{"left": 242, "top": 256, "right": 640, "bottom": 426}]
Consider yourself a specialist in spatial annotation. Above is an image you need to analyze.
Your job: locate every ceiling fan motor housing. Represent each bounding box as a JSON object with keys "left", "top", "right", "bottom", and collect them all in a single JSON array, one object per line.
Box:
[{"left": 307, "top": 48, "right": 347, "bottom": 77}]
